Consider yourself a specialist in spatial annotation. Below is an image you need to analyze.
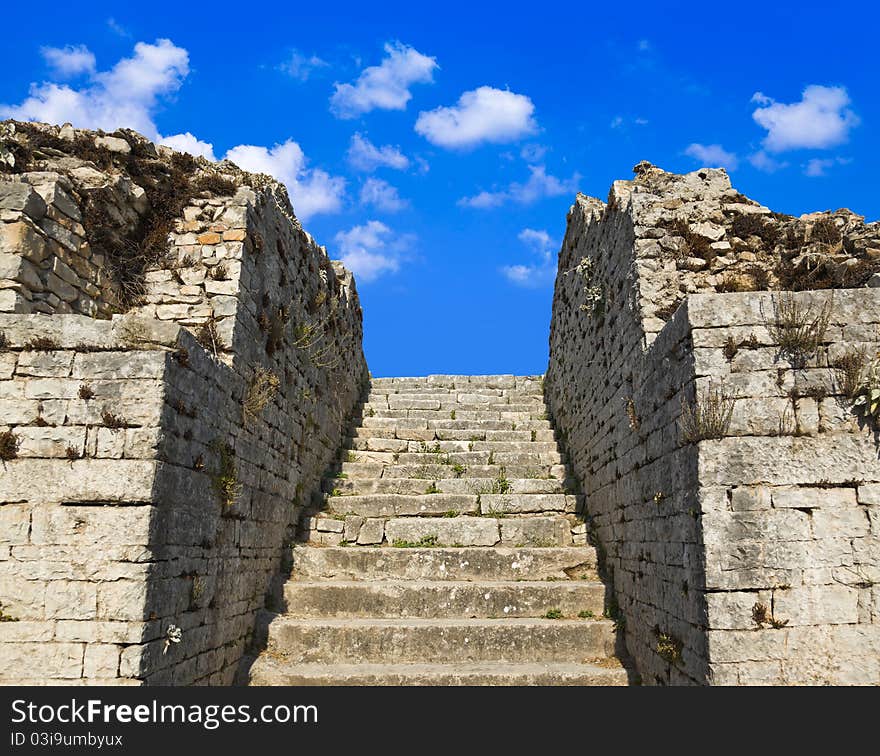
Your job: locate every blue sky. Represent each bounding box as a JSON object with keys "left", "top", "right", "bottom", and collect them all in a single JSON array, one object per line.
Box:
[{"left": 2, "top": 1, "right": 877, "bottom": 376}]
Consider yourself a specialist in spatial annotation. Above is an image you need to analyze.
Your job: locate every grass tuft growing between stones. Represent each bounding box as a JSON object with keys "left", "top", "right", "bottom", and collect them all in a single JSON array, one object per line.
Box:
[
  {"left": 23, "top": 337, "right": 60, "bottom": 351},
  {"left": 210, "top": 439, "right": 241, "bottom": 509},
  {"left": 764, "top": 292, "right": 832, "bottom": 366},
  {"left": 655, "top": 631, "right": 683, "bottom": 664},
  {"left": 680, "top": 383, "right": 736, "bottom": 444},
  {"left": 101, "top": 410, "right": 129, "bottom": 430},
  {"left": 243, "top": 366, "right": 280, "bottom": 424},
  {"left": 391, "top": 535, "right": 439, "bottom": 548},
  {"left": 544, "top": 608, "right": 564, "bottom": 619},
  {"left": 0, "top": 430, "right": 21, "bottom": 460}
]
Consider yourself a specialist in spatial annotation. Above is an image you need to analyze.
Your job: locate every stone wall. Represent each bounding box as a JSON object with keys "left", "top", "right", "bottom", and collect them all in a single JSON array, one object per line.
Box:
[
  {"left": 0, "top": 122, "right": 367, "bottom": 685},
  {"left": 546, "top": 166, "right": 880, "bottom": 685}
]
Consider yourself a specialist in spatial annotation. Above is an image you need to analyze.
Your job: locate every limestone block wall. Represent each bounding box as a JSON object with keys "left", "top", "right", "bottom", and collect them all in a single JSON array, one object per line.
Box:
[
  {"left": 0, "top": 122, "right": 367, "bottom": 685},
  {"left": 547, "top": 169, "right": 880, "bottom": 685},
  {"left": 546, "top": 193, "right": 708, "bottom": 684},
  {"left": 0, "top": 174, "right": 124, "bottom": 317},
  {"left": 689, "top": 289, "right": 880, "bottom": 685}
]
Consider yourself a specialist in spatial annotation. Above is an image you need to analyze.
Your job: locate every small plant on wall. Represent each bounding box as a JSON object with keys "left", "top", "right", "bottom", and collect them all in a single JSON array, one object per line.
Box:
[
  {"left": 680, "top": 382, "right": 736, "bottom": 443},
  {"left": 763, "top": 292, "right": 832, "bottom": 366},
  {"left": 850, "top": 353, "right": 880, "bottom": 423}
]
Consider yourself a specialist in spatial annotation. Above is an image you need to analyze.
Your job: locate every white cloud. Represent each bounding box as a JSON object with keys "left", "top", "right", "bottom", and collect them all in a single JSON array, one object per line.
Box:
[
  {"left": 224, "top": 140, "right": 345, "bottom": 221},
  {"left": 347, "top": 132, "right": 409, "bottom": 171},
  {"left": 415, "top": 86, "right": 537, "bottom": 149},
  {"left": 610, "top": 116, "right": 624, "bottom": 129},
  {"left": 751, "top": 85, "right": 859, "bottom": 152},
  {"left": 803, "top": 156, "right": 850, "bottom": 177},
  {"left": 684, "top": 143, "right": 739, "bottom": 170},
  {"left": 458, "top": 164, "right": 579, "bottom": 209},
  {"left": 501, "top": 228, "right": 558, "bottom": 287},
  {"left": 106, "top": 18, "right": 130, "bottom": 37},
  {"left": 334, "top": 220, "right": 410, "bottom": 282},
  {"left": 748, "top": 150, "right": 788, "bottom": 173},
  {"left": 804, "top": 158, "right": 834, "bottom": 177},
  {"left": 330, "top": 42, "right": 437, "bottom": 119},
  {"left": 280, "top": 50, "right": 329, "bottom": 81},
  {"left": 41, "top": 44, "right": 96, "bottom": 77},
  {"left": 518, "top": 228, "right": 555, "bottom": 262},
  {"left": 360, "top": 177, "right": 407, "bottom": 212},
  {"left": 0, "top": 38, "right": 189, "bottom": 140},
  {"left": 159, "top": 132, "right": 217, "bottom": 160}
]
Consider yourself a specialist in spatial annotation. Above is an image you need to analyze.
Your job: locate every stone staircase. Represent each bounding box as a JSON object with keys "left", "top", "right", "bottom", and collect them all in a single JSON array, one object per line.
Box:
[{"left": 247, "top": 375, "right": 629, "bottom": 685}]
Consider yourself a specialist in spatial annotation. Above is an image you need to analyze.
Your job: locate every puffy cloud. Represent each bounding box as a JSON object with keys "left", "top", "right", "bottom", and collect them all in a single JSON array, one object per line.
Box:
[
  {"left": 804, "top": 158, "right": 834, "bottom": 177},
  {"left": 41, "top": 44, "right": 96, "bottom": 77},
  {"left": 347, "top": 132, "right": 409, "bottom": 171},
  {"left": 803, "top": 156, "right": 850, "bottom": 177},
  {"left": 334, "top": 220, "right": 411, "bottom": 282},
  {"left": 415, "top": 86, "right": 537, "bottom": 149},
  {"left": 224, "top": 140, "right": 346, "bottom": 221},
  {"left": 280, "top": 50, "right": 329, "bottom": 81},
  {"left": 330, "top": 42, "right": 437, "bottom": 119},
  {"left": 0, "top": 38, "right": 189, "bottom": 140},
  {"left": 684, "top": 143, "right": 739, "bottom": 170},
  {"left": 458, "top": 165, "right": 579, "bottom": 209},
  {"left": 751, "top": 85, "right": 859, "bottom": 152},
  {"left": 359, "top": 177, "right": 407, "bottom": 212},
  {"left": 518, "top": 228, "right": 555, "bottom": 262},
  {"left": 159, "top": 132, "right": 217, "bottom": 160},
  {"left": 748, "top": 150, "right": 788, "bottom": 173},
  {"left": 501, "top": 228, "right": 558, "bottom": 287}
]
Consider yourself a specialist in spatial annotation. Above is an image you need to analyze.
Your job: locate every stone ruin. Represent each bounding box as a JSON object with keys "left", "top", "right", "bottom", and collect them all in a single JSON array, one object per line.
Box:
[{"left": 0, "top": 122, "right": 877, "bottom": 685}]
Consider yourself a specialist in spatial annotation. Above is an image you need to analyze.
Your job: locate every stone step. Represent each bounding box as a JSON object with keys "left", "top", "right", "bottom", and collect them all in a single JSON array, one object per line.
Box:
[
  {"left": 291, "top": 546, "right": 599, "bottom": 582},
  {"left": 338, "top": 462, "right": 566, "bottom": 479},
  {"left": 349, "top": 427, "right": 556, "bottom": 442},
  {"left": 359, "top": 417, "right": 552, "bottom": 431},
  {"left": 262, "top": 617, "right": 617, "bottom": 664},
  {"left": 393, "top": 451, "right": 564, "bottom": 465},
  {"left": 367, "top": 391, "right": 545, "bottom": 404},
  {"left": 248, "top": 660, "right": 628, "bottom": 686},
  {"left": 340, "top": 450, "right": 564, "bottom": 467},
  {"left": 320, "top": 492, "right": 579, "bottom": 517},
  {"left": 323, "top": 493, "right": 481, "bottom": 518},
  {"left": 324, "top": 477, "right": 570, "bottom": 496},
  {"left": 348, "top": 439, "right": 561, "bottom": 454},
  {"left": 300, "top": 514, "right": 576, "bottom": 547},
  {"left": 363, "top": 407, "right": 548, "bottom": 420},
  {"left": 368, "top": 392, "right": 545, "bottom": 404},
  {"left": 282, "top": 580, "right": 606, "bottom": 619},
  {"left": 383, "top": 515, "right": 573, "bottom": 547}
]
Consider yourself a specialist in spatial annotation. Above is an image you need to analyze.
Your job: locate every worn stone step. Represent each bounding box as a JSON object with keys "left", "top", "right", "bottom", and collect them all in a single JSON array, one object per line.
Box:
[
  {"left": 348, "top": 438, "right": 560, "bottom": 454},
  {"left": 282, "top": 580, "right": 606, "bottom": 619},
  {"left": 376, "top": 460, "right": 566, "bottom": 479},
  {"left": 383, "top": 515, "right": 573, "bottom": 547},
  {"left": 392, "top": 451, "right": 564, "bottom": 466},
  {"left": 324, "top": 477, "right": 570, "bottom": 496},
  {"left": 365, "top": 407, "right": 548, "bottom": 420},
  {"left": 366, "top": 392, "right": 546, "bottom": 405},
  {"left": 248, "top": 660, "right": 627, "bottom": 686},
  {"left": 480, "top": 493, "right": 579, "bottom": 514},
  {"left": 359, "top": 417, "right": 552, "bottom": 431},
  {"left": 324, "top": 493, "right": 479, "bottom": 518},
  {"left": 291, "top": 546, "right": 598, "bottom": 582},
  {"left": 263, "top": 617, "right": 617, "bottom": 664}
]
